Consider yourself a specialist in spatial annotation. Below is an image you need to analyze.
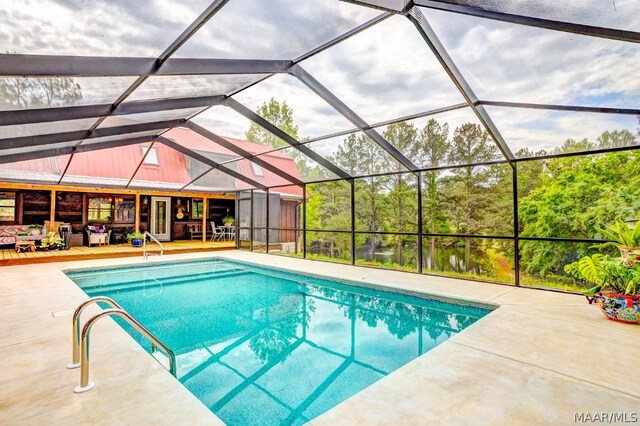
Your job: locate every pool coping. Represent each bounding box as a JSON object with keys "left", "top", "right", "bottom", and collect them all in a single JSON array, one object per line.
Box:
[{"left": 1, "top": 250, "right": 639, "bottom": 424}]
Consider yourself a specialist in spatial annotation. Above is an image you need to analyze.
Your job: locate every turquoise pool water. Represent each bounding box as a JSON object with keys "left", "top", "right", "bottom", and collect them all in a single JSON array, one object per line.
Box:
[{"left": 66, "top": 259, "right": 491, "bottom": 425}]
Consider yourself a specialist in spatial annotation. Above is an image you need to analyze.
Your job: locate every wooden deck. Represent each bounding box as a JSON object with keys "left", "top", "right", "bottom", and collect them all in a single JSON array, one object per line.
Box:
[{"left": 0, "top": 240, "right": 236, "bottom": 266}]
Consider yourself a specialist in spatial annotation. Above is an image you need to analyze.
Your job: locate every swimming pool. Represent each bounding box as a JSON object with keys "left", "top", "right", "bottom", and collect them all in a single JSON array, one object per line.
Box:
[{"left": 66, "top": 258, "right": 491, "bottom": 425}]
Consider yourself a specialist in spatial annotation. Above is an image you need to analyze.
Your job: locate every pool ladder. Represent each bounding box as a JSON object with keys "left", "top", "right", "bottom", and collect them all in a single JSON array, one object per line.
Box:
[
  {"left": 143, "top": 231, "right": 164, "bottom": 260},
  {"left": 68, "top": 296, "right": 176, "bottom": 393}
]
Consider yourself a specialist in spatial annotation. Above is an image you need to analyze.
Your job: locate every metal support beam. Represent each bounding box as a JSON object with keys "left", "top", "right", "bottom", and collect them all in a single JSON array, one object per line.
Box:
[
  {"left": 250, "top": 190, "right": 254, "bottom": 251},
  {"left": 288, "top": 64, "right": 419, "bottom": 171},
  {"left": 0, "top": 96, "right": 225, "bottom": 127},
  {"left": 157, "top": 0, "right": 231, "bottom": 63},
  {"left": 71, "top": 0, "right": 231, "bottom": 153},
  {"left": 179, "top": 166, "right": 215, "bottom": 191},
  {"left": 293, "top": 12, "right": 392, "bottom": 63},
  {"left": 156, "top": 136, "right": 266, "bottom": 190},
  {"left": 183, "top": 121, "right": 304, "bottom": 185},
  {"left": 57, "top": 154, "right": 75, "bottom": 184},
  {"left": 302, "top": 184, "right": 307, "bottom": 258},
  {"left": 413, "top": 0, "right": 640, "bottom": 44},
  {"left": 338, "top": 0, "right": 405, "bottom": 13},
  {"left": 0, "top": 135, "right": 155, "bottom": 165},
  {"left": 406, "top": 7, "right": 515, "bottom": 164},
  {"left": 0, "top": 119, "right": 182, "bottom": 150},
  {"left": 513, "top": 165, "right": 520, "bottom": 286},
  {"left": 350, "top": 179, "right": 356, "bottom": 265},
  {"left": 417, "top": 173, "right": 423, "bottom": 273},
  {"left": 0, "top": 54, "right": 293, "bottom": 77},
  {"left": 235, "top": 192, "right": 240, "bottom": 249},
  {"left": 266, "top": 188, "right": 270, "bottom": 253},
  {"left": 478, "top": 100, "right": 640, "bottom": 116},
  {"left": 222, "top": 98, "right": 352, "bottom": 179},
  {"left": 127, "top": 142, "right": 156, "bottom": 188}
]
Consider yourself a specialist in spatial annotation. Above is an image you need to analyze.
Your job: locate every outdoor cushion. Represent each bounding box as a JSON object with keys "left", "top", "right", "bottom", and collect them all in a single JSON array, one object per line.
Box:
[{"left": 0, "top": 225, "right": 29, "bottom": 245}]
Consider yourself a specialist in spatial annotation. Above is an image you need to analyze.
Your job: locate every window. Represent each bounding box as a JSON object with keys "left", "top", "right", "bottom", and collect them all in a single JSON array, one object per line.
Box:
[
  {"left": 141, "top": 145, "right": 159, "bottom": 165},
  {"left": 0, "top": 192, "right": 16, "bottom": 222},
  {"left": 192, "top": 199, "right": 204, "bottom": 219},
  {"left": 88, "top": 197, "right": 113, "bottom": 222},
  {"left": 251, "top": 163, "right": 264, "bottom": 176},
  {"left": 114, "top": 197, "right": 135, "bottom": 223}
]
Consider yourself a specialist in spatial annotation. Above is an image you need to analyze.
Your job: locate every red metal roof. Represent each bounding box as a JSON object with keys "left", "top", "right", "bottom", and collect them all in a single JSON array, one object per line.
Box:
[{"left": 1, "top": 127, "right": 302, "bottom": 196}]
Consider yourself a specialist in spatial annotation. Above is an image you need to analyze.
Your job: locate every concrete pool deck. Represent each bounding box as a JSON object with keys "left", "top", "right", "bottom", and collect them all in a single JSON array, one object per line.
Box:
[{"left": 1, "top": 250, "right": 638, "bottom": 424}]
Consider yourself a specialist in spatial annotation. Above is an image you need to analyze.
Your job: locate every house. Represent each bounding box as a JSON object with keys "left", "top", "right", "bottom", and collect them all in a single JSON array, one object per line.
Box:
[{"left": 0, "top": 127, "right": 302, "bottom": 248}]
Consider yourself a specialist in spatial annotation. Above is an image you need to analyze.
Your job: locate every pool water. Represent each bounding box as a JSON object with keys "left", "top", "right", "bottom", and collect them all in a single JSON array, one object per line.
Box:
[{"left": 66, "top": 259, "right": 491, "bottom": 425}]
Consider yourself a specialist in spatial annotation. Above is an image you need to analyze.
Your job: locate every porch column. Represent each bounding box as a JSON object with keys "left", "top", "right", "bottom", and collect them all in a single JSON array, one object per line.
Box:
[
  {"left": 134, "top": 193, "right": 140, "bottom": 233},
  {"left": 202, "top": 196, "right": 213, "bottom": 243},
  {"left": 202, "top": 197, "right": 208, "bottom": 243},
  {"left": 49, "top": 189, "right": 56, "bottom": 232}
]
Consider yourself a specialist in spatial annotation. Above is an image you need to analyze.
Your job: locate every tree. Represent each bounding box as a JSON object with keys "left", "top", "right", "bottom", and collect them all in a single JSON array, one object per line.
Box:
[
  {"left": 519, "top": 149, "right": 640, "bottom": 276},
  {"left": 415, "top": 118, "right": 450, "bottom": 268},
  {"left": 245, "top": 98, "right": 299, "bottom": 148},
  {"left": 0, "top": 76, "right": 82, "bottom": 110},
  {"left": 335, "top": 134, "right": 389, "bottom": 260},
  {"left": 383, "top": 122, "right": 419, "bottom": 265},
  {"left": 446, "top": 123, "right": 499, "bottom": 270}
]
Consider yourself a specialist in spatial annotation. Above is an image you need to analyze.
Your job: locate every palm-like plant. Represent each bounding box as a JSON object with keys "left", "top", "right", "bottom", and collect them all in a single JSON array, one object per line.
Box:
[
  {"left": 596, "top": 219, "right": 640, "bottom": 249},
  {"left": 564, "top": 254, "right": 640, "bottom": 295}
]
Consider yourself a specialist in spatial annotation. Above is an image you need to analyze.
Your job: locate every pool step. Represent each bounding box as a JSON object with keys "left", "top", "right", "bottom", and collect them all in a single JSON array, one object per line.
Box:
[{"left": 81, "top": 268, "right": 251, "bottom": 294}]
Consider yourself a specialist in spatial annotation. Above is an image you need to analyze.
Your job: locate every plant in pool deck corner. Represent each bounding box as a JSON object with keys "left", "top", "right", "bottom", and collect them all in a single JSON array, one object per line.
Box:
[
  {"left": 564, "top": 254, "right": 640, "bottom": 324},
  {"left": 222, "top": 215, "right": 235, "bottom": 226},
  {"left": 40, "top": 232, "right": 63, "bottom": 250},
  {"left": 595, "top": 219, "right": 640, "bottom": 266},
  {"left": 126, "top": 232, "right": 145, "bottom": 247}
]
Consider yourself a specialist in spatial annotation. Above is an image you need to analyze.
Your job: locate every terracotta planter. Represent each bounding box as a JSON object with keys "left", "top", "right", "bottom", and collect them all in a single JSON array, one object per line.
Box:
[{"left": 595, "top": 292, "right": 640, "bottom": 324}]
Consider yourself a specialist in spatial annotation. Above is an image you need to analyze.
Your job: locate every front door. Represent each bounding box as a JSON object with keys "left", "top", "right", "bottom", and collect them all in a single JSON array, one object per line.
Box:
[{"left": 150, "top": 197, "right": 171, "bottom": 241}]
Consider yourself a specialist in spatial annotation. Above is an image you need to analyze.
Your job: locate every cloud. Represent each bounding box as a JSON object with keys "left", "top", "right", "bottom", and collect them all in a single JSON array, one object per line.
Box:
[
  {"left": 0, "top": 0, "right": 214, "bottom": 56},
  {"left": 173, "top": 0, "right": 379, "bottom": 59},
  {"left": 1, "top": 0, "right": 637, "bottom": 167},
  {"left": 423, "top": 7, "right": 640, "bottom": 108}
]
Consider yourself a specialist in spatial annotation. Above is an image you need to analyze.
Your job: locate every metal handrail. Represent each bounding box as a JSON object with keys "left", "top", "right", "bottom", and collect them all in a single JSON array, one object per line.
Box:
[
  {"left": 73, "top": 308, "right": 177, "bottom": 393},
  {"left": 143, "top": 231, "right": 164, "bottom": 259},
  {"left": 68, "top": 296, "right": 123, "bottom": 369}
]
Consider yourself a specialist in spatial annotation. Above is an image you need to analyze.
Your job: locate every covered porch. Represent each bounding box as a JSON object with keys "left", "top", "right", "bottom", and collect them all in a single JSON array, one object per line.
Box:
[{"left": 0, "top": 239, "right": 235, "bottom": 266}]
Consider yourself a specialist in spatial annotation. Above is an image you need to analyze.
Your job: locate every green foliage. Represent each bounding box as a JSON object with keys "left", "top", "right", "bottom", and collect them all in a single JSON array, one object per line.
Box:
[
  {"left": 245, "top": 98, "right": 299, "bottom": 148},
  {"left": 595, "top": 218, "right": 640, "bottom": 248},
  {"left": 126, "top": 232, "right": 145, "bottom": 241},
  {"left": 41, "top": 232, "right": 63, "bottom": 248},
  {"left": 564, "top": 254, "right": 640, "bottom": 295},
  {"left": 222, "top": 215, "right": 235, "bottom": 225},
  {"left": 245, "top": 99, "right": 640, "bottom": 292}
]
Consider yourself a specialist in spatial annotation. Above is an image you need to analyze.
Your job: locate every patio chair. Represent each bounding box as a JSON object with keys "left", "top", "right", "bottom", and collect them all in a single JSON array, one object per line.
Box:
[
  {"left": 210, "top": 222, "right": 223, "bottom": 241},
  {"left": 85, "top": 225, "right": 111, "bottom": 247}
]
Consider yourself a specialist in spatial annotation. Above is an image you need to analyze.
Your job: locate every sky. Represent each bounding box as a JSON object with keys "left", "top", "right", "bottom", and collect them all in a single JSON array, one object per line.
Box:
[{"left": 0, "top": 0, "right": 638, "bottom": 167}]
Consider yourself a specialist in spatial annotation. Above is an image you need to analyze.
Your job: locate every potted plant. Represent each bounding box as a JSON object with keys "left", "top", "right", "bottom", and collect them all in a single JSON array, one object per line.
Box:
[
  {"left": 127, "top": 232, "right": 145, "bottom": 247},
  {"left": 596, "top": 219, "right": 640, "bottom": 266},
  {"left": 27, "top": 224, "right": 42, "bottom": 236},
  {"left": 40, "top": 232, "right": 64, "bottom": 251},
  {"left": 565, "top": 254, "right": 640, "bottom": 324},
  {"left": 222, "top": 215, "right": 235, "bottom": 227}
]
